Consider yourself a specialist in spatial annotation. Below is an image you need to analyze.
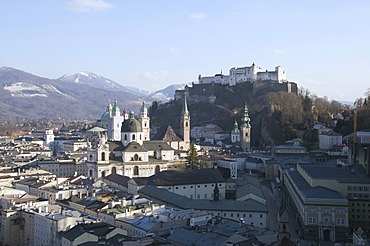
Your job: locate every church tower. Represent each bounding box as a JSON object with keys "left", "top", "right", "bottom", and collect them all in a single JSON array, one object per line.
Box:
[
  {"left": 231, "top": 119, "right": 240, "bottom": 143},
  {"left": 123, "top": 108, "right": 128, "bottom": 121},
  {"left": 86, "top": 127, "right": 110, "bottom": 179},
  {"left": 139, "top": 102, "right": 150, "bottom": 141},
  {"left": 108, "top": 100, "right": 123, "bottom": 141},
  {"left": 43, "top": 129, "right": 54, "bottom": 147},
  {"left": 240, "top": 104, "right": 251, "bottom": 152},
  {"left": 180, "top": 95, "right": 190, "bottom": 145}
]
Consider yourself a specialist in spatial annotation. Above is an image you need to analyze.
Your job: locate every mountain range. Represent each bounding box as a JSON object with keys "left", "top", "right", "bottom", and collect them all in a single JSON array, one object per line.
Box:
[{"left": 0, "top": 67, "right": 187, "bottom": 121}]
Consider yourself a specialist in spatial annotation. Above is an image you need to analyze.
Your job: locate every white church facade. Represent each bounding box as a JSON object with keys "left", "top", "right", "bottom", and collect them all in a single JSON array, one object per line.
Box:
[{"left": 87, "top": 98, "right": 190, "bottom": 179}]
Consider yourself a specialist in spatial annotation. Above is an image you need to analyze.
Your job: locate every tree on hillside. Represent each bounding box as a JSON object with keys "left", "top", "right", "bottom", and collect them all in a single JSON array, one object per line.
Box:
[
  {"left": 187, "top": 142, "right": 199, "bottom": 169},
  {"left": 302, "top": 129, "right": 319, "bottom": 150}
]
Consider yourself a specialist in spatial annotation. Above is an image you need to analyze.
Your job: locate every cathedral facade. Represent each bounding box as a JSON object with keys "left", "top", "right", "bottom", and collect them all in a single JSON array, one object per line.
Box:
[{"left": 87, "top": 98, "right": 190, "bottom": 179}]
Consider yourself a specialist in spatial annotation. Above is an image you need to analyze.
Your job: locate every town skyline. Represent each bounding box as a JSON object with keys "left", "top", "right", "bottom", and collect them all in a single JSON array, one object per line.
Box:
[{"left": 1, "top": 0, "right": 369, "bottom": 102}]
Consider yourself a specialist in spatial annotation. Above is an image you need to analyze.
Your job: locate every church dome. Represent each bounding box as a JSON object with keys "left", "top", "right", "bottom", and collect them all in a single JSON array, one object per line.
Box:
[
  {"left": 100, "top": 111, "right": 110, "bottom": 121},
  {"left": 121, "top": 112, "right": 142, "bottom": 132}
]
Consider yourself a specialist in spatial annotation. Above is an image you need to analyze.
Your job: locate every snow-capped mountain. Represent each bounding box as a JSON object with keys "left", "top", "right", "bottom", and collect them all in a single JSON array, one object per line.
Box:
[
  {"left": 150, "top": 83, "right": 193, "bottom": 101},
  {"left": 58, "top": 71, "right": 130, "bottom": 92},
  {"left": 0, "top": 67, "right": 145, "bottom": 120}
]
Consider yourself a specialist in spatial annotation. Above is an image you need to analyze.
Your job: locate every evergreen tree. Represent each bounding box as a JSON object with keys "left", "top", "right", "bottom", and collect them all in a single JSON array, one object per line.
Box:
[{"left": 187, "top": 142, "right": 199, "bottom": 169}]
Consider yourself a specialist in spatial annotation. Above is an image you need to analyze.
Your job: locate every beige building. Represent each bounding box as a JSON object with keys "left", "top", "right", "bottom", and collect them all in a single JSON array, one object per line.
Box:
[
  {"left": 284, "top": 165, "right": 349, "bottom": 242},
  {"left": 284, "top": 163, "right": 370, "bottom": 241}
]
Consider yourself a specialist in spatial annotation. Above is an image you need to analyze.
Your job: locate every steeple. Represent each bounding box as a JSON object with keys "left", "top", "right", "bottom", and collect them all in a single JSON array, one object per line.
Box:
[
  {"left": 107, "top": 100, "right": 113, "bottom": 116},
  {"left": 108, "top": 99, "right": 124, "bottom": 141},
  {"left": 241, "top": 104, "right": 250, "bottom": 128},
  {"left": 180, "top": 95, "right": 190, "bottom": 145},
  {"left": 140, "top": 101, "right": 148, "bottom": 117},
  {"left": 231, "top": 119, "right": 240, "bottom": 143},
  {"left": 240, "top": 103, "right": 251, "bottom": 152},
  {"left": 183, "top": 95, "right": 189, "bottom": 114},
  {"left": 123, "top": 108, "right": 128, "bottom": 120},
  {"left": 112, "top": 100, "right": 120, "bottom": 117},
  {"left": 139, "top": 101, "right": 150, "bottom": 141}
]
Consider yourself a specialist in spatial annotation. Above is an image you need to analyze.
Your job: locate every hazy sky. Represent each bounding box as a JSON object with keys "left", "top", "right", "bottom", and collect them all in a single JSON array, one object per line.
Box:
[{"left": 1, "top": 0, "right": 369, "bottom": 102}]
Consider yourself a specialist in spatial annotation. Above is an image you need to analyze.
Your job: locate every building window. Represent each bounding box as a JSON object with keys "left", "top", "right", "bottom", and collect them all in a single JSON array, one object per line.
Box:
[
  {"left": 132, "top": 134, "right": 136, "bottom": 140},
  {"left": 308, "top": 217, "right": 317, "bottom": 224},
  {"left": 124, "top": 134, "right": 127, "bottom": 140},
  {"left": 197, "top": 194, "right": 200, "bottom": 199},
  {"left": 134, "top": 166, "right": 139, "bottom": 176},
  {"left": 249, "top": 214, "right": 252, "bottom": 218},
  {"left": 204, "top": 194, "right": 207, "bottom": 199}
]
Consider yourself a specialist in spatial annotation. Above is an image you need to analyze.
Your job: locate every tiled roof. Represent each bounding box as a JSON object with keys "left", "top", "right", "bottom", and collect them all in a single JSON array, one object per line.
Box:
[
  {"left": 139, "top": 185, "right": 268, "bottom": 212},
  {"left": 147, "top": 169, "right": 225, "bottom": 186}
]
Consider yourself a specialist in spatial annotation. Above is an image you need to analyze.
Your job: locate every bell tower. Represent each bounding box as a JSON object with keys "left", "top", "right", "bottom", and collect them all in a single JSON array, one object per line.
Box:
[
  {"left": 240, "top": 103, "right": 251, "bottom": 152},
  {"left": 139, "top": 101, "right": 150, "bottom": 141},
  {"left": 180, "top": 95, "right": 190, "bottom": 145}
]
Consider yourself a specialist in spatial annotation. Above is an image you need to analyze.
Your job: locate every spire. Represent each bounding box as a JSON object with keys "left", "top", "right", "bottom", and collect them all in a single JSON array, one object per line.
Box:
[
  {"left": 107, "top": 100, "right": 112, "bottom": 112},
  {"left": 112, "top": 99, "right": 120, "bottom": 116},
  {"left": 140, "top": 101, "right": 147, "bottom": 113},
  {"left": 234, "top": 119, "right": 238, "bottom": 129},
  {"left": 232, "top": 119, "right": 240, "bottom": 134},
  {"left": 183, "top": 94, "right": 189, "bottom": 114},
  {"left": 241, "top": 103, "right": 250, "bottom": 128}
]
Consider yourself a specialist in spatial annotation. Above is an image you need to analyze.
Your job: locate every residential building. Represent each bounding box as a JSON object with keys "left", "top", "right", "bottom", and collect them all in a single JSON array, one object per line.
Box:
[
  {"left": 146, "top": 168, "right": 226, "bottom": 200},
  {"left": 319, "top": 130, "right": 343, "bottom": 150}
]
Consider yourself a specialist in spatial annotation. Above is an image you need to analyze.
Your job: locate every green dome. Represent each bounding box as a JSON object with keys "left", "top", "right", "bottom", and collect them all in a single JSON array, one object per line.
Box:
[{"left": 101, "top": 111, "right": 110, "bottom": 121}]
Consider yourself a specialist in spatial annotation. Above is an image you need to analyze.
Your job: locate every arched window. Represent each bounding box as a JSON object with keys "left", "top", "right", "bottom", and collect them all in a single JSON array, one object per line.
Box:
[
  {"left": 124, "top": 134, "right": 127, "bottom": 140},
  {"left": 246, "top": 132, "right": 248, "bottom": 137},
  {"left": 132, "top": 134, "right": 136, "bottom": 140},
  {"left": 140, "top": 134, "right": 142, "bottom": 140},
  {"left": 134, "top": 166, "right": 139, "bottom": 176},
  {"left": 155, "top": 165, "right": 160, "bottom": 174},
  {"left": 89, "top": 154, "right": 93, "bottom": 161},
  {"left": 89, "top": 169, "right": 93, "bottom": 177},
  {"left": 111, "top": 167, "right": 116, "bottom": 174},
  {"left": 101, "top": 152, "right": 105, "bottom": 161},
  {"left": 144, "top": 123, "right": 147, "bottom": 127},
  {"left": 101, "top": 171, "right": 106, "bottom": 177},
  {"left": 186, "top": 122, "right": 189, "bottom": 127},
  {"left": 134, "top": 154, "right": 139, "bottom": 161}
]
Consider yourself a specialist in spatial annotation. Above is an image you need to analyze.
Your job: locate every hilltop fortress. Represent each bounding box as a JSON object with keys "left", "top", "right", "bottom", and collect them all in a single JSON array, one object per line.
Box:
[
  {"left": 198, "top": 63, "right": 287, "bottom": 86},
  {"left": 176, "top": 63, "right": 296, "bottom": 103}
]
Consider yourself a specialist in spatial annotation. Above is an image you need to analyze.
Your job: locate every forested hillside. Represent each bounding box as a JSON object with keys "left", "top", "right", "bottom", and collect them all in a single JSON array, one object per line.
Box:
[{"left": 149, "top": 83, "right": 364, "bottom": 148}]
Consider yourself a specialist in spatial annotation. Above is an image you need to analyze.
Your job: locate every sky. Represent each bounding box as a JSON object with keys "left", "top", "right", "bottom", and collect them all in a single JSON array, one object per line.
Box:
[{"left": 1, "top": 0, "right": 370, "bottom": 102}]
